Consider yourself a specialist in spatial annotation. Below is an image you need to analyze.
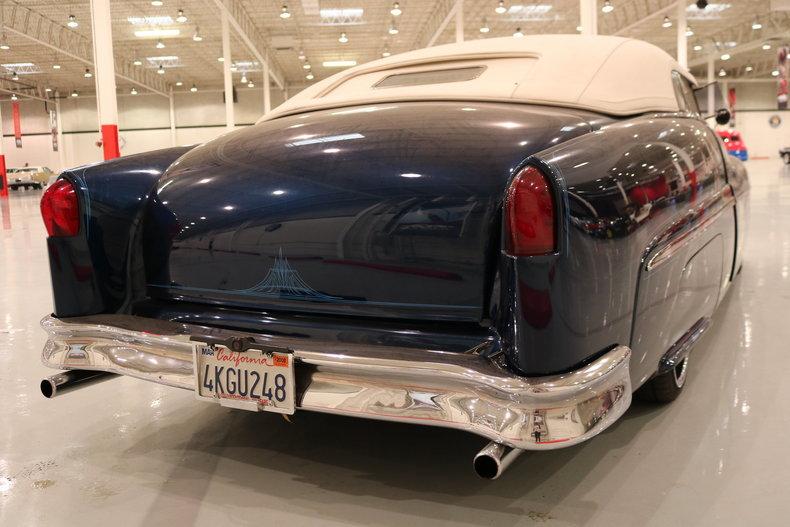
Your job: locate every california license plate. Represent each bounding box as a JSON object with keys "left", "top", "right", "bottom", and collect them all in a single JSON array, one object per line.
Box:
[{"left": 193, "top": 342, "right": 295, "bottom": 414}]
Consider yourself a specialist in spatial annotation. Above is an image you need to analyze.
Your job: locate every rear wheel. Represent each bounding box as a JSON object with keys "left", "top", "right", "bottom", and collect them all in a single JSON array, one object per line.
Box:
[{"left": 637, "top": 356, "right": 689, "bottom": 403}]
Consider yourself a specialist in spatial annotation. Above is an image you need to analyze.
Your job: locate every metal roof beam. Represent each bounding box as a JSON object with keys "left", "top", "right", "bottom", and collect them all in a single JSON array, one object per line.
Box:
[
  {"left": 2, "top": 3, "right": 169, "bottom": 97},
  {"left": 0, "top": 77, "right": 49, "bottom": 102},
  {"left": 611, "top": 0, "right": 678, "bottom": 36},
  {"left": 413, "top": 0, "right": 457, "bottom": 49},
  {"left": 211, "top": 0, "right": 285, "bottom": 90}
]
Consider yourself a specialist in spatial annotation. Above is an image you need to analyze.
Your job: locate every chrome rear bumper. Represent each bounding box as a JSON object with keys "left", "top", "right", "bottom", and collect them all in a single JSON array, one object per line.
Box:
[{"left": 41, "top": 314, "right": 631, "bottom": 450}]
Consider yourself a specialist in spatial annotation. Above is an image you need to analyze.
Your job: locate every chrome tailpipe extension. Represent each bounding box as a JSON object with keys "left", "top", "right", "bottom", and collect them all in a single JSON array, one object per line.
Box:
[
  {"left": 473, "top": 441, "right": 525, "bottom": 479},
  {"left": 40, "top": 370, "right": 117, "bottom": 399}
]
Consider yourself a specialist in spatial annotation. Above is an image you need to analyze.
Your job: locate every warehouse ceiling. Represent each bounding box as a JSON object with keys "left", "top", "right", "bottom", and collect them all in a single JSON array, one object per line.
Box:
[{"left": 0, "top": 0, "right": 788, "bottom": 100}]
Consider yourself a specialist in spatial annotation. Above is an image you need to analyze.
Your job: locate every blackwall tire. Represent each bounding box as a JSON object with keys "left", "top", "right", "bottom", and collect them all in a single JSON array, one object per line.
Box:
[{"left": 636, "top": 357, "right": 689, "bottom": 403}]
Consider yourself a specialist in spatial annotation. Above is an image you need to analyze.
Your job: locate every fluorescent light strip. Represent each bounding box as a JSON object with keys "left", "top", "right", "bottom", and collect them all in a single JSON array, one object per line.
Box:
[
  {"left": 128, "top": 16, "right": 174, "bottom": 26},
  {"left": 134, "top": 29, "right": 180, "bottom": 38},
  {"left": 322, "top": 60, "right": 357, "bottom": 68}
]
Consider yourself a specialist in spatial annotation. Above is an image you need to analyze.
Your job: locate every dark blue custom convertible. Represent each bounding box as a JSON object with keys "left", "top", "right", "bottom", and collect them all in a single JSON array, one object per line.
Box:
[{"left": 39, "top": 35, "right": 749, "bottom": 479}]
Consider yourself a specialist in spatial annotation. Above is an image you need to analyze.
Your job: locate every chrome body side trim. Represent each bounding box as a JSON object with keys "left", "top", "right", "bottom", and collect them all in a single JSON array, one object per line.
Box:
[
  {"left": 658, "top": 316, "right": 711, "bottom": 375},
  {"left": 644, "top": 186, "right": 735, "bottom": 272},
  {"left": 41, "top": 314, "right": 632, "bottom": 451}
]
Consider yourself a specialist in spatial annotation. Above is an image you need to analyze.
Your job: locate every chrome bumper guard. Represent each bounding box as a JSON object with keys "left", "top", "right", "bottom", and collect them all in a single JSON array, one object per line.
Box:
[{"left": 41, "top": 315, "right": 632, "bottom": 450}]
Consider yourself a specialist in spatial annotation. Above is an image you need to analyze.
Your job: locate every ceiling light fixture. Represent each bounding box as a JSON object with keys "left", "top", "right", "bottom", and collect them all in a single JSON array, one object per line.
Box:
[
  {"left": 240, "top": 73, "right": 248, "bottom": 83},
  {"left": 175, "top": 80, "right": 183, "bottom": 86},
  {"left": 190, "top": 84, "right": 197, "bottom": 92},
  {"left": 192, "top": 27, "right": 203, "bottom": 41},
  {"left": 71, "top": 90, "right": 78, "bottom": 97},
  {"left": 303, "top": 62, "right": 311, "bottom": 70},
  {"left": 391, "top": 2, "right": 402, "bottom": 16},
  {"left": 280, "top": 4, "right": 291, "bottom": 19},
  {"left": 720, "top": 53, "right": 730, "bottom": 60},
  {"left": 685, "top": 26, "right": 694, "bottom": 37},
  {"left": 693, "top": 44, "right": 703, "bottom": 51},
  {"left": 602, "top": 1, "right": 614, "bottom": 14},
  {"left": 217, "top": 56, "right": 224, "bottom": 62},
  {"left": 11, "top": 71, "right": 18, "bottom": 80},
  {"left": 45, "top": 87, "right": 52, "bottom": 92},
  {"left": 718, "top": 68, "right": 726, "bottom": 77},
  {"left": 338, "top": 32, "right": 349, "bottom": 43},
  {"left": 495, "top": 1, "right": 507, "bottom": 14},
  {"left": 67, "top": 15, "right": 78, "bottom": 28},
  {"left": 382, "top": 47, "right": 391, "bottom": 57},
  {"left": 297, "top": 49, "right": 306, "bottom": 61},
  {"left": 53, "top": 63, "right": 61, "bottom": 70},
  {"left": 479, "top": 18, "right": 490, "bottom": 33},
  {"left": 388, "top": 22, "right": 399, "bottom": 35},
  {"left": 762, "top": 42, "right": 771, "bottom": 50},
  {"left": 151, "top": 0, "right": 164, "bottom": 6},
  {"left": 10, "top": 93, "right": 17, "bottom": 100},
  {"left": 744, "top": 65, "right": 753, "bottom": 72},
  {"left": 156, "top": 40, "right": 165, "bottom": 49},
  {"left": 0, "top": 34, "right": 9, "bottom": 50},
  {"left": 662, "top": 16, "right": 672, "bottom": 28},
  {"left": 157, "top": 64, "right": 165, "bottom": 74},
  {"left": 84, "top": 68, "right": 92, "bottom": 78},
  {"left": 752, "top": 20, "right": 761, "bottom": 30},
  {"left": 513, "top": 27, "right": 524, "bottom": 38},
  {"left": 131, "top": 87, "right": 138, "bottom": 95},
  {"left": 176, "top": 9, "right": 187, "bottom": 23},
  {"left": 306, "top": 73, "right": 314, "bottom": 80},
  {"left": 248, "top": 81, "right": 254, "bottom": 88},
  {"left": 772, "top": 69, "right": 780, "bottom": 77}
]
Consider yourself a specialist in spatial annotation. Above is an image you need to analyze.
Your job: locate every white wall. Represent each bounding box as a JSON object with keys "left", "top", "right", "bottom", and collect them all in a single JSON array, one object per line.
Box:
[
  {"left": 731, "top": 111, "right": 789, "bottom": 159},
  {"left": 0, "top": 86, "right": 286, "bottom": 172}
]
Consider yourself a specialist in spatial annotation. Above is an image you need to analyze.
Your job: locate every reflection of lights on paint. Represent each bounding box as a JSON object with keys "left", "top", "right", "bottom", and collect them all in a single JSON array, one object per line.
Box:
[
  {"left": 323, "top": 148, "right": 340, "bottom": 153},
  {"left": 198, "top": 178, "right": 212, "bottom": 184},
  {"left": 272, "top": 190, "right": 286, "bottom": 196},
  {"left": 223, "top": 205, "right": 235, "bottom": 211},
  {"left": 400, "top": 173, "right": 422, "bottom": 178},
  {"left": 496, "top": 121, "right": 521, "bottom": 129}
]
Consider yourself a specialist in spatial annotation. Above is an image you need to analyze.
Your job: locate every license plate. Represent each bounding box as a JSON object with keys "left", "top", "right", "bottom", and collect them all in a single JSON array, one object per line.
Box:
[{"left": 193, "top": 342, "right": 295, "bottom": 414}]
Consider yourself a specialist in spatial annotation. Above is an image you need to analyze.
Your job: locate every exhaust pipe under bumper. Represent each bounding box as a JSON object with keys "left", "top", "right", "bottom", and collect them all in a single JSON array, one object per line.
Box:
[
  {"left": 40, "top": 370, "right": 117, "bottom": 398},
  {"left": 473, "top": 441, "right": 525, "bottom": 479}
]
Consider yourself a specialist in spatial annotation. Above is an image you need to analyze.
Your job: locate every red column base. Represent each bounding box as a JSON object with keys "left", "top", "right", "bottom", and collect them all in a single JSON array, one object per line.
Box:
[
  {"left": 0, "top": 154, "right": 8, "bottom": 198},
  {"left": 101, "top": 124, "right": 120, "bottom": 160}
]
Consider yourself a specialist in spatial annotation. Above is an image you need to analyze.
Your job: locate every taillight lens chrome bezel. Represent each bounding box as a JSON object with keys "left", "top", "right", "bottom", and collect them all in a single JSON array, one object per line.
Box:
[
  {"left": 504, "top": 165, "right": 556, "bottom": 257},
  {"left": 41, "top": 178, "right": 80, "bottom": 237}
]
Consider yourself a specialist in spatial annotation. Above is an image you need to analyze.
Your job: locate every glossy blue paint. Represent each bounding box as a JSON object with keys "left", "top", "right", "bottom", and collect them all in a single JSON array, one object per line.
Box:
[{"left": 142, "top": 102, "right": 599, "bottom": 322}]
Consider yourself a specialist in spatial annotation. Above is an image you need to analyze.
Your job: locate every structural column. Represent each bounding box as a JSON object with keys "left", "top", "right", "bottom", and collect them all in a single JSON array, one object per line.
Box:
[
  {"left": 221, "top": 10, "right": 234, "bottom": 131},
  {"left": 55, "top": 92, "right": 66, "bottom": 170},
  {"left": 263, "top": 55, "right": 271, "bottom": 115},
  {"left": 579, "top": 0, "right": 597, "bottom": 36},
  {"left": 455, "top": 0, "right": 464, "bottom": 43},
  {"left": 676, "top": 0, "right": 687, "bottom": 68},
  {"left": 169, "top": 86, "right": 176, "bottom": 146},
  {"left": 89, "top": 0, "right": 120, "bottom": 160},
  {"left": 0, "top": 101, "right": 7, "bottom": 198},
  {"left": 707, "top": 55, "right": 715, "bottom": 115}
]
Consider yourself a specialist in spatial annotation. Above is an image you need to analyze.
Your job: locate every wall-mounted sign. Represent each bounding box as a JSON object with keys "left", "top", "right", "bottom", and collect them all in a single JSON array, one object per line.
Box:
[
  {"left": 49, "top": 110, "right": 58, "bottom": 152},
  {"left": 769, "top": 114, "right": 782, "bottom": 128},
  {"left": 11, "top": 102, "right": 21, "bottom": 148}
]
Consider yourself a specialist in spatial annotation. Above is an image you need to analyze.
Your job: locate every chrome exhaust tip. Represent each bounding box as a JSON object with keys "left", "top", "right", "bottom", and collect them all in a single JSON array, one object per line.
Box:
[
  {"left": 473, "top": 442, "right": 524, "bottom": 479},
  {"left": 40, "top": 370, "right": 116, "bottom": 398}
]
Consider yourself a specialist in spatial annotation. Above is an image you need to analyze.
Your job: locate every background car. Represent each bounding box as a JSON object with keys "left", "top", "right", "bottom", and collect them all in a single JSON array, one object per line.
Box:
[
  {"left": 7, "top": 166, "right": 55, "bottom": 190},
  {"left": 716, "top": 129, "right": 749, "bottom": 161}
]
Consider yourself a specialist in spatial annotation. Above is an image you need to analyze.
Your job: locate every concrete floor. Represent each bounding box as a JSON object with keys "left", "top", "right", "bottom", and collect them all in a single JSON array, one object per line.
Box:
[{"left": 1, "top": 159, "right": 789, "bottom": 526}]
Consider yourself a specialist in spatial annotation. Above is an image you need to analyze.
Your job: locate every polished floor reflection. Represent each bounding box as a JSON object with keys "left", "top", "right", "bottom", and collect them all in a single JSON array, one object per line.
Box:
[{"left": 1, "top": 159, "right": 788, "bottom": 526}]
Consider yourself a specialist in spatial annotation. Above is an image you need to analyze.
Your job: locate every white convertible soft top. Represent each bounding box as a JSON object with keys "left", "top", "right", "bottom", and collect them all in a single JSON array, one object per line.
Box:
[{"left": 260, "top": 35, "right": 696, "bottom": 122}]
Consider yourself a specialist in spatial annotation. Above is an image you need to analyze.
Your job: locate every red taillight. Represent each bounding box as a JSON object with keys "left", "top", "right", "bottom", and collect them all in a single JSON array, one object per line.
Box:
[
  {"left": 505, "top": 166, "right": 556, "bottom": 256},
  {"left": 41, "top": 179, "right": 80, "bottom": 237}
]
